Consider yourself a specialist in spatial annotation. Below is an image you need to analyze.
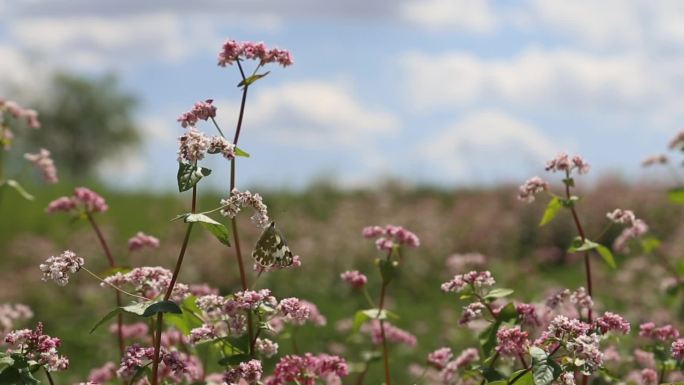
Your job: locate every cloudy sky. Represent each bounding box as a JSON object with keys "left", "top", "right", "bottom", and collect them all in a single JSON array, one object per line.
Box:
[{"left": 1, "top": 0, "right": 683, "bottom": 190}]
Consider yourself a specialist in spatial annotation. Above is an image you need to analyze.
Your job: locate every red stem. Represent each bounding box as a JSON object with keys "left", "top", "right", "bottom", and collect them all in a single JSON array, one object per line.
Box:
[{"left": 377, "top": 282, "right": 391, "bottom": 385}]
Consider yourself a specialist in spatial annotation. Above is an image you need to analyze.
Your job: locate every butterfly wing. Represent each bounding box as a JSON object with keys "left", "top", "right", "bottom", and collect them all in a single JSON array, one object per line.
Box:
[{"left": 252, "top": 222, "right": 294, "bottom": 268}]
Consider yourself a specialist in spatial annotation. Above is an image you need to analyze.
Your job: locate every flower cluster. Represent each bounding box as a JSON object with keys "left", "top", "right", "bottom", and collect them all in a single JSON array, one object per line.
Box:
[
  {"left": 0, "top": 99, "right": 40, "bottom": 129},
  {"left": 459, "top": 302, "right": 485, "bottom": 325},
  {"left": 103, "top": 266, "right": 188, "bottom": 301},
  {"left": 117, "top": 344, "right": 199, "bottom": 382},
  {"left": 255, "top": 338, "right": 279, "bottom": 358},
  {"left": 177, "top": 99, "right": 217, "bottom": 128},
  {"left": 39, "top": 250, "right": 84, "bottom": 286},
  {"left": 0, "top": 303, "right": 32, "bottom": 337},
  {"left": 3, "top": 323, "right": 69, "bottom": 371},
  {"left": 177, "top": 128, "right": 210, "bottom": 163},
  {"left": 218, "top": 40, "right": 293, "bottom": 67},
  {"left": 362, "top": 224, "right": 420, "bottom": 251},
  {"left": 608, "top": 209, "right": 648, "bottom": 252},
  {"left": 437, "top": 348, "right": 480, "bottom": 384},
  {"left": 517, "top": 176, "right": 548, "bottom": 203},
  {"left": 109, "top": 322, "right": 149, "bottom": 340},
  {"left": 340, "top": 270, "right": 367, "bottom": 289},
  {"left": 668, "top": 130, "right": 684, "bottom": 150},
  {"left": 638, "top": 322, "right": 680, "bottom": 341},
  {"left": 427, "top": 347, "right": 453, "bottom": 370},
  {"left": 265, "top": 353, "right": 348, "bottom": 385},
  {"left": 219, "top": 188, "right": 270, "bottom": 228},
  {"left": 545, "top": 153, "right": 590, "bottom": 175},
  {"left": 223, "top": 359, "right": 263, "bottom": 385},
  {"left": 127, "top": 231, "right": 160, "bottom": 252},
  {"left": 641, "top": 154, "right": 668, "bottom": 167},
  {"left": 496, "top": 326, "right": 529, "bottom": 356},
  {"left": 594, "top": 312, "right": 630, "bottom": 334},
  {"left": 364, "top": 320, "right": 417, "bottom": 347},
  {"left": 441, "top": 270, "right": 495, "bottom": 293},
  {"left": 672, "top": 339, "right": 684, "bottom": 360},
  {"left": 24, "top": 148, "right": 58, "bottom": 184},
  {"left": 277, "top": 297, "right": 311, "bottom": 325},
  {"left": 46, "top": 187, "right": 108, "bottom": 214}
]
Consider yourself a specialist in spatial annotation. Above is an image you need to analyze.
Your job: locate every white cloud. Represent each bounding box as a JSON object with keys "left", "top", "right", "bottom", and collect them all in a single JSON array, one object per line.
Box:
[
  {"left": 402, "top": 47, "right": 681, "bottom": 118},
  {"left": 418, "top": 110, "right": 559, "bottom": 181},
  {"left": 400, "top": 0, "right": 497, "bottom": 32},
  {"left": 216, "top": 80, "right": 400, "bottom": 147}
]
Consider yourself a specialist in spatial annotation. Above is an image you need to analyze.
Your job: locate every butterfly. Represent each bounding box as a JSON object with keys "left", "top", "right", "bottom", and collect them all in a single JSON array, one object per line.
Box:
[{"left": 252, "top": 222, "right": 294, "bottom": 268}]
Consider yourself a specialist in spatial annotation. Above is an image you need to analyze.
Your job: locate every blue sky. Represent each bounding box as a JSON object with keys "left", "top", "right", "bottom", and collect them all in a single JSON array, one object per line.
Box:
[{"left": 1, "top": 0, "right": 682, "bottom": 190}]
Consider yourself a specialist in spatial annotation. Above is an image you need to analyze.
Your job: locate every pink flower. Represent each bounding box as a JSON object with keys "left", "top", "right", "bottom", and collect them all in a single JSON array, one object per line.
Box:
[
  {"left": 177, "top": 99, "right": 217, "bottom": 128},
  {"left": 0, "top": 99, "right": 41, "bottom": 128},
  {"left": 103, "top": 266, "right": 188, "bottom": 301},
  {"left": 362, "top": 224, "right": 420, "bottom": 251},
  {"left": 364, "top": 320, "right": 417, "bottom": 347},
  {"left": 278, "top": 298, "right": 311, "bottom": 324},
  {"left": 0, "top": 303, "right": 33, "bottom": 337},
  {"left": 177, "top": 128, "right": 210, "bottom": 163},
  {"left": 641, "top": 368, "right": 658, "bottom": 385},
  {"left": 634, "top": 349, "right": 655, "bottom": 368},
  {"left": 208, "top": 136, "right": 236, "bottom": 160},
  {"left": 218, "top": 40, "right": 294, "bottom": 67},
  {"left": 39, "top": 250, "right": 84, "bottom": 286},
  {"left": 516, "top": 303, "right": 541, "bottom": 326},
  {"left": 340, "top": 270, "right": 367, "bottom": 289},
  {"left": 301, "top": 300, "right": 326, "bottom": 327},
  {"left": 496, "top": 326, "right": 529, "bottom": 356},
  {"left": 594, "top": 312, "right": 630, "bottom": 334},
  {"left": 606, "top": 209, "right": 637, "bottom": 226},
  {"left": 128, "top": 232, "right": 160, "bottom": 252},
  {"left": 117, "top": 344, "right": 155, "bottom": 379},
  {"left": 4, "top": 322, "right": 69, "bottom": 372},
  {"left": 220, "top": 189, "right": 270, "bottom": 229},
  {"left": 88, "top": 362, "right": 116, "bottom": 383},
  {"left": 569, "top": 287, "right": 593, "bottom": 311},
  {"left": 266, "top": 353, "right": 347, "bottom": 385},
  {"left": 517, "top": 176, "right": 548, "bottom": 203},
  {"left": 459, "top": 302, "right": 485, "bottom": 325},
  {"left": 672, "top": 339, "right": 684, "bottom": 360},
  {"left": 47, "top": 187, "right": 108, "bottom": 214},
  {"left": 441, "top": 271, "right": 495, "bottom": 293},
  {"left": 24, "top": 148, "right": 58, "bottom": 184},
  {"left": 639, "top": 322, "right": 680, "bottom": 341},
  {"left": 109, "top": 322, "right": 149, "bottom": 340},
  {"left": 613, "top": 219, "right": 648, "bottom": 252},
  {"left": 224, "top": 359, "right": 263, "bottom": 384},
  {"left": 642, "top": 154, "right": 668, "bottom": 167},
  {"left": 427, "top": 347, "right": 453, "bottom": 370},
  {"left": 255, "top": 338, "right": 279, "bottom": 358},
  {"left": 46, "top": 197, "right": 77, "bottom": 213},
  {"left": 453, "top": 348, "right": 479, "bottom": 368},
  {"left": 545, "top": 153, "right": 590, "bottom": 175}
]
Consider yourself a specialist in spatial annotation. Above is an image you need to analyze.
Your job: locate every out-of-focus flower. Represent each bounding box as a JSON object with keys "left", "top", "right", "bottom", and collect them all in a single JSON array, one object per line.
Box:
[
  {"left": 668, "top": 130, "right": 684, "bottom": 150},
  {"left": 218, "top": 40, "right": 293, "bottom": 67},
  {"left": 364, "top": 320, "right": 416, "bottom": 347},
  {"left": 340, "top": 270, "right": 367, "bottom": 289},
  {"left": 0, "top": 99, "right": 41, "bottom": 128},
  {"left": 4, "top": 322, "right": 69, "bottom": 372},
  {"left": 545, "top": 153, "right": 590, "bottom": 175},
  {"left": 40, "top": 250, "right": 84, "bottom": 286},
  {"left": 672, "top": 339, "right": 684, "bottom": 360},
  {"left": 362, "top": 224, "right": 420, "bottom": 251},
  {"left": 103, "top": 266, "right": 188, "bottom": 301},
  {"left": 446, "top": 252, "right": 487, "bottom": 272},
  {"left": 109, "top": 322, "right": 149, "bottom": 340},
  {"left": 569, "top": 287, "right": 593, "bottom": 311},
  {"left": 639, "top": 322, "right": 680, "bottom": 341},
  {"left": 265, "top": 353, "right": 347, "bottom": 385},
  {"left": 641, "top": 368, "right": 658, "bottom": 385},
  {"left": 427, "top": 347, "right": 452, "bottom": 370},
  {"left": 46, "top": 187, "right": 108, "bottom": 214},
  {"left": 224, "top": 359, "right": 263, "bottom": 385},
  {"left": 128, "top": 232, "right": 160, "bottom": 252},
  {"left": 594, "top": 312, "right": 630, "bottom": 335},
  {"left": 88, "top": 362, "right": 117, "bottom": 383},
  {"left": 441, "top": 271, "right": 495, "bottom": 293},
  {"left": 495, "top": 326, "right": 529, "bottom": 356},
  {"left": 220, "top": 189, "right": 270, "bottom": 229},
  {"left": 517, "top": 176, "right": 548, "bottom": 203},
  {"left": 606, "top": 209, "right": 637, "bottom": 226},
  {"left": 613, "top": 219, "right": 648, "bottom": 253},
  {"left": 24, "top": 148, "right": 58, "bottom": 183},
  {"left": 255, "top": 338, "right": 279, "bottom": 358},
  {"left": 634, "top": 349, "right": 656, "bottom": 368},
  {"left": 459, "top": 302, "right": 485, "bottom": 325},
  {"left": 516, "top": 303, "right": 541, "bottom": 326},
  {"left": 642, "top": 154, "right": 668, "bottom": 167},
  {"left": 0, "top": 303, "right": 32, "bottom": 337}
]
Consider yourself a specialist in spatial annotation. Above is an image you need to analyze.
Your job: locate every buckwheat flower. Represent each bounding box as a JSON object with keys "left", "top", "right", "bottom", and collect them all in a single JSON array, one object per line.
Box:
[
  {"left": 606, "top": 209, "right": 637, "bottom": 226},
  {"left": 218, "top": 40, "right": 294, "bottom": 68},
  {"left": 639, "top": 322, "right": 680, "bottom": 341},
  {"left": 45, "top": 196, "right": 77, "bottom": 213},
  {"left": 229, "top": 289, "right": 277, "bottom": 313},
  {"left": 517, "top": 176, "right": 548, "bottom": 203},
  {"left": 516, "top": 303, "right": 541, "bottom": 326},
  {"left": 277, "top": 298, "right": 311, "bottom": 324},
  {"left": 545, "top": 153, "right": 590, "bottom": 175},
  {"left": 219, "top": 189, "right": 270, "bottom": 228},
  {"left": 634, "top": 349, "right": 656, "bottom": 368},
  {"left": 88, "top": 362, "right": 117, "bottom": 383},
  {"left": 4, "top": 323, "right": 69, "bottom": 372},
  {"left": 178, "top": 99, "right": 217, "bottom": 128},
  {"left": 569, "top": 287, "right": 594, "bottom": 311},
  {"left": 189, "top": 283, "right": 219, "bottom": 297},
  {"left": 189, "top": 323, "right": 217, "bottom": 344},
  {"left": 672, "top": 339, "right": 684, "bottom": 360},
  {"left": 109, "top": 322, "right": 148, "bottom": 340},
  {"left": 40, "top": 250, "right": 84, "bottom": 286},
  {"left": 196, "top": 294, "right": 228, "bottom": 319},
  {"left": 266, "top": 354, "right": 348, "bottom": 385},
  {"left": 0, "top": 303, "right": 33, "bottom": 337},
  {"left": 642, "top": 154, "right": 668, "bottom": 167},
  {"left": 560, "top": 372, "right": 575, "bottom": 385},
  {"left": 301, "top": 300, "right": 326, "bottom": 326},
  {"left": 366, "top": 320, "right": 417, "bottom": 347},
  {"left": 103, "top": 266, "right": 188, "bottom": 300},
  {"left": 0, "top": 99, "right": 41, "bottom": 128},
  {"left": 255, "top": 338, "right": 279, "bottom": 358},
  {"left": 594, "top": 312, "right": 630, "bottom": 334},
  {"left": 496, "top": 326, "right": 529, "bottom": 356},
  {"left": 545, "top": 289, "right": 571, "bottom": 309},
  {"left": 24, "top": 148, "right": 58, "bottom": 184},
  {"left": 459, "top": 302, "right": 485, "bottom": 325},
  {"left": 641, "top": 368, "right": 658, "bottom": 385},
  {"left": 74, "top": 187, "right": 109, "bottom": 213},
  {"left": 363, "top": 224, "right": 420, "bottom": 251},
  {"left": 229, "top": 359, "right": 263, "bottom": 384},
  {"left": 340, "top": 270, "right": 367, "bottom": 289},
  {"left": 427, "top": 347, "right": 453, "bottom": 370},
  {"left": 441, "top": 271, "right": 495, "bottom": 293},
  {"left": 117, "top": 344, "right": 155, "bottom": 379},
  {"left": 668, "top": 130, "right": 684, "bottom": 149},
  {"left": 547, "top": 315, "right": 592, "bottom": 337},
  {"left": 572, "top": 155, "right": 590, "bottom": 174},
  {"left": 127, "top": 231, "right": 160, "bottom": 252},
  {"left": 177, "top": 128, "right": 210, "bottom": 163},
  {"left": 566, "top": 333, "right": 603, "bottom": 374},
  {"left": 453, "top": 348, "right": 479, "bottom": 369},
  {"left": 208, "top": 136, "right": 236, "bottom": 160},
  {"left": 613, "top": 219, "right": 648, "bottom": 253}
]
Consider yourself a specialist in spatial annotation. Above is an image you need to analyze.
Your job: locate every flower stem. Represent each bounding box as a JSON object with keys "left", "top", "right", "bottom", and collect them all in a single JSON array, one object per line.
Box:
[
  {"left": 44, "top": 368, "right": 55, "bottom": 385},
  {"left": 151, "top": 185, "right": 197, "bottom": 385},
  {"left": 86, "top": 213, "right": 125, "bottom": 357},
  {"left": 81, "top": 266, "right": 149, "bottom": 301},
  {"left": 377, "top": 280, "right": 391, "bottom": 385}
]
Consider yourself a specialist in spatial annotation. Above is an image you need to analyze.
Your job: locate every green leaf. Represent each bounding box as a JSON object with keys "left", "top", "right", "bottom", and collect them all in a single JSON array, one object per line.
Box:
[
  {"left": 539, "top": 197, "right": 562, "bottom": 226},
  {"left": 667, "top": 187, "right": 684, "bottom": 205},
  {"left": 498, "top": 303, "right": 518, "bottom": 322},
  {"left": 234, "top": 146, "right": 250, "bottom": 158},
  {"left": 237, "top": 71, "right": 271, "bottom": 87},
  {"left": 486, "top": 381, "right": 506, "bottom": 385},
  {"left": 184, "top": 213, "right": 231, "bottom": 246},
  {"left": 530, "top": 347, "right": 560, "bottom": 385},
  {"left": 90, "top": 308, "right": 122, "bottom": 334},
  {"left": 5, "top": 180, "right": 34, "bottom": 201},
  {"left": 376, "top": 258, "right": 399, "bottom": 283},
  {"left": 177, "top": 162, "right": 212, "bottom": 192},
  {"left": 479, "top": 323, "right": 499, "bottom": 357},
  {"left": 508, "top": 370, "right": 533, "bottom": 385},
  {"left": 165, "top": 296, "right": 203, "bottom": 335},
  {"left": 360, "top": 351, "right": 383, "bottom": 363},
  {"left": 640, "top": 236, "right": 661, "bottom": 254},
  {"left": 596, "top": 245, "right": 617, "bottom": 269},
  {"left": 483, "top": 367, "right": 505, "bottom": 382},
  {"left": 122, "top": 302, "right": 152, "bottom": 316},
  {"left": 484, "top": 288, "right": 514, "bottom": 301},
  {"left": 351, "top": 308, "right": 396, "bottom": 333},
  {"left": 568, "top": 237, "right": 600, "bottom": 252},
  {"left": 141, "top": 300, "right": 182, "bottom": 317}
]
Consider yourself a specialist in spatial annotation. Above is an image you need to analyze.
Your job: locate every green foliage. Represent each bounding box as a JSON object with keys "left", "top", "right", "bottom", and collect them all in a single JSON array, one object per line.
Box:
[
  {"left": 539, "top": 197, "right": 562, "bottom": 226},
  {"left": 238, "top": 72, "right": 270, "bottom": 88},
  {"left": 183, "top": 213, "right": 231, "bottom": 246},
  {"left": 352, "top": 308, "right": 397, "bottom": 333},
  {"left": 90, "top": 301, "right": 182, "bottom": 333},
  {"left": 530, "top": 347, "right": 561, "bottom": 385},
  {"left": 568, "top": 237, "right": 616, "bottom": 269},
  {"left": 667, "top": 187, "right": 684, "bottom": 205},
  {"left": 177, "top": 163, "right": 212, "bottom": 192},
  {"left": 479, "top": 303, "right": 517, "bottom": 357},
  {"left": 3, "top": 179, "right": 34, "bottom": 201}
]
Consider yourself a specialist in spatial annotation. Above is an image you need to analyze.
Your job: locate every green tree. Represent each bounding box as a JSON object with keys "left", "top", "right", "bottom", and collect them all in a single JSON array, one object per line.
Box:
[{"left": 27, "top": 72, "right": 141, "bottom": 178}]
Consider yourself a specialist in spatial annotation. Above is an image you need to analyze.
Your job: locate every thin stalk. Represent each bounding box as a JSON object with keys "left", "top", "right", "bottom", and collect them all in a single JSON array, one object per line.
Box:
[
  {"left": 86, "top": 213, "right": 124, "bottom": 357},
  {"left": 44, "top": 368, "right": 55, "bottom": 385},
  {"left": 151, "top": 185, "right": 197, "bottom": 385},
  {"left": 81, "top": 267, "right": 149, "bottom": 301},
  {"left": 355, "top": 362, "right": 370, "bottom": 385},
  {"left": 377, "top": 281, "right": 391, "bottom": 385}
]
